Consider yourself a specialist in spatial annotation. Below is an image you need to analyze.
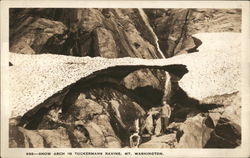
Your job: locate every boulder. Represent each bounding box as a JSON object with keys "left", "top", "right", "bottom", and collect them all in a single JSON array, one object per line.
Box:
[
  {"left": 176, "top": 114, "right": 214, "bottom": 148},
  {"left": 65, "top": 93, "right": 104, "bottom": 121},
  {"left": 201, "top": 92, "right": 241, "bottom": 126},
  {"left": 9, "top": 126, "right": 72, "bottom": 148},
  {"left": 139, "top": 134, "right": 176, "bottom": 148},
  {"left": 72, "top": 128, "right": 89, "bottom": 147},
  {"left": 93, "top": 115, "right": 121, "bottom": 148},
  {"left": 154, "top": 117, "right": 162, "bottom": 136},
  {"left": 85, "top": 122, "right": 105, "bottom": 147},
  {"left": 10, "top": 17, "right": 67, "bottom": 54},
  {"left": 202, "top": 92, "right": 241, "bottom": 148},
  {"left": 188, "top": 9, "right": 241, "bottom": 34},
  {"left": 37, "top": 127, "right": 72, "bottom": 148},
  {"left": 94, "top": 27, "right": 118, "bottom": 58},
  {"left": 123, "top": 69, "right": 161, "bottom": 90},
  {"left": 143, "top": 113, "right": 154, "bottom": 135},
  {"left": 105, "top": 136, "right": 122, "bottom": 148},
  {"left": 205, "top": 118, "right": 241, "bottom": 148},
  {"left": 9, "top": 126, "right": 44, "bottom": 148}
]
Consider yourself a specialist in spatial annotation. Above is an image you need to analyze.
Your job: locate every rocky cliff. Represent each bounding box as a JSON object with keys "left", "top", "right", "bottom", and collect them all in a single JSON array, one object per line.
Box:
[
  {"left": 9, "top": 8, "right": 241, "bottom": 148},
  {"left": 144, "top": 8, "right": 241, "bottom": 57}
]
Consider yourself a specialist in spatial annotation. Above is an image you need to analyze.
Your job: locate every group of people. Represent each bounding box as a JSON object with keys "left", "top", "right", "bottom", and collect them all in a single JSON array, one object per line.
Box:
[{"left": 129, "top": 101, "right": 172, "bottom": 148}]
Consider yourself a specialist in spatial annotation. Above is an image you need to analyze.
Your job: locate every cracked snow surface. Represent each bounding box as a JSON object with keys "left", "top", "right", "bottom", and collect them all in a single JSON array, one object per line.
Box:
[{"left": 9, "top": 33, "right": 240, "bottom": 118}]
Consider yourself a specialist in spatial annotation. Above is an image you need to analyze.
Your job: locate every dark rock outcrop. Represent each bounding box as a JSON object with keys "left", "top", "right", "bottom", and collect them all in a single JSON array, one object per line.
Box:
[
  {"left": 144, "top": 9, "right": 241, "bottom": 57},
  {"left": 10, "top": 16, "right": 67, "bottom": 54},
  {"left": 9, "top": 8, "right": 241, "bottom": 58},
  {"left": 202, "top": 92, "right": 241, "bottom": 148},
  {"left": 10, "top": 8, "right": 163, "bottom": 58},
  {"left": 144, "top": 9, "right": 191, "bottom": 57},
  {"left": 9, "top": 123, "right": 72, "bottom": 148}
]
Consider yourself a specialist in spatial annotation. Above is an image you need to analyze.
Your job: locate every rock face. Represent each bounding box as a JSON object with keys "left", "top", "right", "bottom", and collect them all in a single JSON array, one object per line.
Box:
[
  {"left": 144, "top": 9, "right": 241, "bottom": 57},
  {"left": 9, "top": 8, "right": 241, "bottom": 148},
  {"left": 139, "top": 134, "right": 177, "bottom": 148},
  {"left": 202, "top": 92, "right": 241, "bottom": 148},
  {"left": 10, "top": 8, "right": 163, "bottom": 58},
  {"left": 10, "top": 16, "right": 67, "bottom": 54},
  {"left": 175, "top": 114, "right": 213, "bottom": 148},
  {"left": 9, "top": 8, "right": 241, "bottom": 58}
]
